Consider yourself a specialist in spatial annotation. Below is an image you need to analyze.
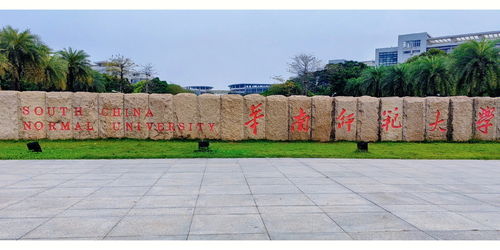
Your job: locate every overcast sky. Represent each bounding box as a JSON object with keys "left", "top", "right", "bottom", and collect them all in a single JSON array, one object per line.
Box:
[{"left": 1, "top": 10, "right": 499, "bottom": 89}]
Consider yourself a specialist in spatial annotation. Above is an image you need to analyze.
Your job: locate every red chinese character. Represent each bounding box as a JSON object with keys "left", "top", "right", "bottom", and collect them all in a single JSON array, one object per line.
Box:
[
  {"left": 244, "top": 103, "right": 264, "bottom": 135},
  {"left": 291, "top": 108, "right": 310, "bottom": 132},
  {"left": 336, "top": 108, "right": 355, "bottom": 132},
  {"left": 476, "top": 106, "right": 496, "bottom": 134},
  {"left": 381, "top": 107, "right": 402, "bottom": 132},
  {"left": 429, "top": 110, "right": 447, "bottom": 132}
]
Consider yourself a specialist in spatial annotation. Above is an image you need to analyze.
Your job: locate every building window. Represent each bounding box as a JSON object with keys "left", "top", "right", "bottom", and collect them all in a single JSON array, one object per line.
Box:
[
  {"left": 412, "top": 50, "right": 420, "bottom": 53},
  {"left": 378, "top": 51, "right": 398, "bottom": 66},
  {"left": 403, "top": 50, "right": 411, "bottom": 54},
  {"left": 403, "top": 40, "right": 421, "bottom": 48}
]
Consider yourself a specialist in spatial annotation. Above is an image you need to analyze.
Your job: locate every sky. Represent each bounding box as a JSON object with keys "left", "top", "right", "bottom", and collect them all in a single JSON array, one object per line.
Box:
[{"left": 0, "top": 10, "right": 499, "bottom": 89}]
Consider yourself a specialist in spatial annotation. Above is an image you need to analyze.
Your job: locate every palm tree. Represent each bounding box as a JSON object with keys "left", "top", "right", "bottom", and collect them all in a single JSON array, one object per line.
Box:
[
  {"left": 0, "top": 52, "right": 10, "bottom": 78},
  {"left": 0, "top": 26, "right": 47, "bottom": 90},
  {"left": 408, "top": 56, "right": 452, "bottom": 96},
  {"left": 382, "top": 64, "right": 410, "bottom": 96},
  {"left": 450, "top": 39, "right": 499, "bottom": 96},
  {"left": 359, "top": 66, "right": 386, "bottom": 97},
  {"left": 26, "top": 54, "right": 67, "bottom": 90},
  {"left": 344, "top": 77, "right": 363, "bottom": 96},
  {"left": 59, "top": 47, "right": 92, "bottom": 91}
]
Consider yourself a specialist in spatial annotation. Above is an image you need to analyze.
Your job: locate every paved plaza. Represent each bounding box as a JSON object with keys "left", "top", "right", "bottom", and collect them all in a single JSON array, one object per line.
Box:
[{"left": 0, "top": 158, "right": 499, "bottom": 240}]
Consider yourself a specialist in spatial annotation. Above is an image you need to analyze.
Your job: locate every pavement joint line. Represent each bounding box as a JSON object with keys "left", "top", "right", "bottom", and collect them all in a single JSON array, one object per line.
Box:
[
  {"left": 295, "top": 158, "right": 439, "bottom": 240},
  {"left": 186, "top": 159, "right": 208, "bottom": 240},
  {"left": 15, "top": 167, "right": 122, "bottom": 239},
  {"left": 101, "top": 164, "right": 172, "bottom": 239},
  {"left": 268, "top": 158, "right": 354, "bottom": 239},
  {"left": 238, "top": 158, "right": 272, "bottom": 240}
]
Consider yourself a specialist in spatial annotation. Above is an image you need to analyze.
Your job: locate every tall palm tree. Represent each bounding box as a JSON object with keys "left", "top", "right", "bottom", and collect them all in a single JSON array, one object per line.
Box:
[
  {"left": 59, "top": 47, "right": 92, "bottom": 91},
  {"left": 0, "top": 26, "right": 47, "bottom": 90},
  {"left": 450, "top": 39, "right": 499, "bottom": 96},
  {"left": 359, "top": 66, "right": 386, "bottom": 97},
  {"left": 0, "top": 52, "right": 10, "bottom": 78},
  {"left": 26, "top": 54, "right": 67, "bottom": 90},
  {"left": 408, "top": 56, "right": 452, "bottom": 96},
  {"left": 382, "top": 64, "right": 410, "bottom": 96}
]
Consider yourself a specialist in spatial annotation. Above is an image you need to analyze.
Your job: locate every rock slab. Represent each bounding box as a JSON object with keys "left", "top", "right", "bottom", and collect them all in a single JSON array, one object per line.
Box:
[
  {"left": 334, "top": 97, "right": 357, "bottom": 141},
  {"left": 72, "top": 92, "right": 99, "bottom": 139},
  {"left": 220, "top": 95, "right": 244, "bottom": 141},
  {"left": 98, "top": 93, "right": 124, "bottom": 138},
  {"left": 124, "top": 93, "right": 149, "bottom": 139},
  {"left": 380, "top": 97, "right": 403, "bottom": 141},
  {"left": 425, "top": 97, "right": 450, "bottom": 141},
  {"left": 449, "top": 96, "right": 473, "bottom": 142},
  {"left": 403, "top": 97, "right": 425, "bottom": 141},
  {"left": 0, "top": 91, "right": 19, "bottom": 140},
  {"left": 46, "top": 92, "right": 73, "bottom": 140},
  {"left": 198, "top": 94, "right": 221, "bottom": 140},
  {"left": 311, "top": 96, "right": 333, "bottom": 142},
  {"left": 265, "top": 95, "right": 289, "bottom": 141},
  {"left": 473, "top": 97, "right": 496, "bottom": 141},
  {"left": 148, "top": 94, "right": 174, "bottom": 140},
  {"left": 244, "top": 94, "right": 266, "bottom": 140},
  {"left": 357, "top": 96, "right": 379, "bottom": 142},
  {"left": 288, "top": 95, "right": 312, "bottom": 141},
  {"left": 19, "top": 91, "right": 46, "bottom": 140}
]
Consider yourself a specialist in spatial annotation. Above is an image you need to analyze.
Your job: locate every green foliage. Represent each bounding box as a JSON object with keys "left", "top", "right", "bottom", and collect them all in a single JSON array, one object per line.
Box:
[
  {"left": 320, "top": 61, "right": 368, "bottom": 96},
  {"left": 405, "top": 48, "right": 447, "bottom": 63},
  {"left": 262, "top": 80, "right": 302, "bottom": 96},
  {"left": 358, "top": 66, "right": 386, "bottom": 97},
  {"left": 0, "top": 25, "right": 48, "bottom": 90},
  {"left": 58, "top": 47, "right": 92, "bottom": 91},
  {"left": 450, "top": 39, "right": 499, "bottom": 96},
  {"left": 382, "top": 64, "right": 410, "bottom": 97},
  {"left": 0, "top": 140, "right": 498, "bottom": 160},
  {"left": 408, "top": 56, "right": 453, "bottom": 96},
  {"left": 133, "top": 77, "right": 191, "bottom": 94}
]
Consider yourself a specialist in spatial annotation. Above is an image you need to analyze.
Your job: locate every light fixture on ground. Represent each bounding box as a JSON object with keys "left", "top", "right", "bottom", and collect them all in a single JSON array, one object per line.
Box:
[
  {"left": 357, "top": 142, "right": 368, "bottom": 152},
  {"left": 27, "top": 142, "right": 42, "bottom": 152},
  {"left": 196, "top": 140, "right": 211, "bottom": 152}
]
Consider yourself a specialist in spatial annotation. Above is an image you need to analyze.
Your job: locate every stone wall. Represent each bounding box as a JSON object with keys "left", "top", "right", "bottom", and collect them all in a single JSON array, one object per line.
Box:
[{"left": 0, "top": 91, "right": 498, "bottom": 142}]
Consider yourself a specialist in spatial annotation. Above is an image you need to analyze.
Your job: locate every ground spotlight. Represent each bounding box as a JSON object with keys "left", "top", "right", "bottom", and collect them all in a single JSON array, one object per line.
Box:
[
  {"left": 27, "top": 141, "right": 42, "bottom": 152},
  {"left": 357, "top": 142, "right": 368, "bottom": 152},
  {"left": 196, "top": 140, "right": 211, "bottom": 152}
]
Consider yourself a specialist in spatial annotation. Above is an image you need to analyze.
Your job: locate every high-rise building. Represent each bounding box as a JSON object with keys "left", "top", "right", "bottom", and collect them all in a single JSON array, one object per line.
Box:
[{"left": 375, "top": 30, "right": 500, "bottom": 66}]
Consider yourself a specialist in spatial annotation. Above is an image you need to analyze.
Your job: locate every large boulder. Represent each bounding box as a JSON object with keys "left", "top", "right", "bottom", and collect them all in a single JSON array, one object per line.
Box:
[
  {"left": 0, "top": 91, "right": 19, "bottom": 140},
  {"left": 46, "top": 92, "right": 73, "bottom": 140},
  {"left": 380, "top": 97, "right": 403, "bottom": 141},
  {"left": 473, "top": 97, "right": 496, "bottom": 141},
  {"left": 333, "top": 97, "right": 357, "bottom": 141},
  {"left": 73, "top": 92, "right": 99, "bottom": 139},
  {"left": 356, "top": 96, "right": 379, "bottom": 142},
  {"left": 148, "top": 94, "right": 174, "bottom": 140},
  {"left": 19, "top": 91, "right": 46, "bottom": 140},
  {"left": 265, "top": 95, "right": 288, "bottom": 141},
  {"left": 311, "top": 96, "right": 333, "bottom": 142},
  {"left": 449, "top": 96, "right": 472, "bottom": 142},
  {"left": 288, "top": 95, "right": 312, "bottom": 141},
  {"left": 198, "top": 94, "right": 221, "bottom": 140},
  {"left": 402, "top": 97, "right": 425, "bottom": 141},
  {"left": 425, "top": 97, "right": 449, "bottom": 141},
  {"left": 243, "top": 94, "right": 266, "bottom": 140},
  {"left": 220, "top": 94, "right": 244, "bottom": 141},
  {"left": 173, "top": 93, "right": 200, "bottom": 139},
  {"left": 124, "top": 93, "right": 149, "bottom": 139},
  {"left": 98, "top": 93, "right": 124, "bottom": 138}
]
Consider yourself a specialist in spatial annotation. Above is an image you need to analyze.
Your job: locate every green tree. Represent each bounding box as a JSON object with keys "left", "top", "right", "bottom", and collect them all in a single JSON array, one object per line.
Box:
[
  {"left": 316, "top": 61, "right": 368, "bottom": 96},
  {"left": 405, "top": 48, "right": 447, "bottom": 63},
  {"left": 358, "top": 66, "right": 386, "bottom": 97},
  {"left": 450, "top": 39, "right": 499, "bottom": 96},
  {"left": 344, "top": 77, "right": 363, "bottom": 96},
  {"left": 27, "top": 54, "right": 68, "bottom": 90},
  {"left": 261, "top": 80, "right": 302, "bottom": 96},
  {"left": 408, "top": 56, "right": 452, "bottom": 96},
  {"left": 382, "top": 64, "right": 410, "bottom": 96},
  {"left": 59, "top": 47, "right": 93, "bottom": 91},
  {"left": 0, "top": 26, "right": 47, "bottom": 90},
  {"left": 133, "top": 77, "right": 191, "bottom": 94}
]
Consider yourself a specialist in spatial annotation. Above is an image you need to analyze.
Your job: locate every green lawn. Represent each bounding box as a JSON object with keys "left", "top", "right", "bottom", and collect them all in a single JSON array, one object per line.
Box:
[{"left": 0, "top": 139, "right": 498, "bottom": 160}]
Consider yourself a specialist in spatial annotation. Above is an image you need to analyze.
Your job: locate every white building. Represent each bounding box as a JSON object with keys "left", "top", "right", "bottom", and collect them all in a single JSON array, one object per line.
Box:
[{"left": 375, "top": 30, "right": 500, "bottom": 66}]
